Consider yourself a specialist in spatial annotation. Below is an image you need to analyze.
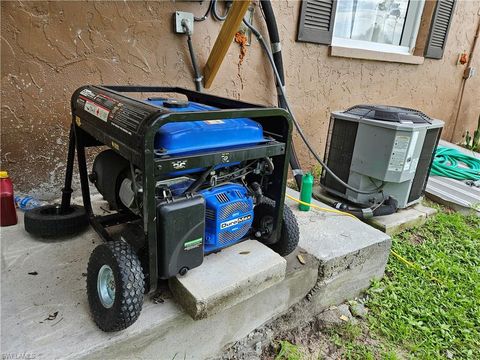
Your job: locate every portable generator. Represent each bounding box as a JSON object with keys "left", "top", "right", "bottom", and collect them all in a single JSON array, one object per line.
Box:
[{"left": 25, "top": 85, "right": 299, "bottom": 331}]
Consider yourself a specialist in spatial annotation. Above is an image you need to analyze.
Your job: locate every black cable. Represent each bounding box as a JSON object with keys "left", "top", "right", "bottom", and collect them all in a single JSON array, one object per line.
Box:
[
  {"left": 211, "top": 0, "right": 231, "bottom": 21},
  {"left": 243, "top": 19, "right": 382, "bottom": 195},
  {"left": 194, "top": 0, "right": 213, "bottom": 22}
]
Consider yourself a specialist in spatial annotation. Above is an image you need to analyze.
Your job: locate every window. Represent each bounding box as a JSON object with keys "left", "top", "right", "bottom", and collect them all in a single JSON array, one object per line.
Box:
[
  {"left": 297, "top": 0, "right": 456, "bottom": 60},
  {"left": 332, "top": 0, "right": 425, "bottom": 54}
]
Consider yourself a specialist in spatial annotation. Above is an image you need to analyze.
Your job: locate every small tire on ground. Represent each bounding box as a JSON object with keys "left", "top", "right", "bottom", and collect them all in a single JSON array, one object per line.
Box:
[
  {"left": 24, "top": 204, "right": 89, "bottom": 237},
  {"left": 253, "top": 197, "right": 300, "bottom": 256},
  {"left": 87, "top": 240, "right": 145, "bottom": 332}
]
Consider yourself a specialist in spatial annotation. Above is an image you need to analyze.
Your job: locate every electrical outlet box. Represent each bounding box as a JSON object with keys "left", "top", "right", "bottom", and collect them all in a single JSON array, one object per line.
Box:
[{"left": 174, "top": 11, "right": 194, "bottom": 34}]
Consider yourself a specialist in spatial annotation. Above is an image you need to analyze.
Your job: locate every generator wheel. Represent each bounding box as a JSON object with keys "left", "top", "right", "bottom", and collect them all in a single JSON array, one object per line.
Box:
[
  {"left": 24, "top": 204, "right": 88, "bottom": 237},
  {"left": 254, "top": 198, "right": 299, "bottom": 256},
  {"left": 87, "top": 240, "right": 145, "bottom": 332}
]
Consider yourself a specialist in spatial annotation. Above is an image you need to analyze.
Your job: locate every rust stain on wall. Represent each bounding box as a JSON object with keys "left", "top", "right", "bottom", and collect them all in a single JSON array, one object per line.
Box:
[{"left": 1, "top": 0, "right": 479, "bottom": 199}]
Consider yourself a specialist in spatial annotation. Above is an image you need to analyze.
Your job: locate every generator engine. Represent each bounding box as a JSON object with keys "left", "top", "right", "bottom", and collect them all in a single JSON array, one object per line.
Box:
[{"left": 90, "top": 98, "right": 276, "bottom": 255}]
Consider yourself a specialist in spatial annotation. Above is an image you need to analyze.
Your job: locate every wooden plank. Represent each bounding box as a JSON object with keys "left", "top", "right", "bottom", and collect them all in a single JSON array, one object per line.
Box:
[{"left": 203, "top": 0, "right": 251, "bottom": 89}]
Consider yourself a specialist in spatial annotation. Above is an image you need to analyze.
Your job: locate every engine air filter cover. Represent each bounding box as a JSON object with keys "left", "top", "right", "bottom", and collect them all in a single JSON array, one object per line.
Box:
[{"left": 199, "top": 184, "right": 254, "bottom": 253}]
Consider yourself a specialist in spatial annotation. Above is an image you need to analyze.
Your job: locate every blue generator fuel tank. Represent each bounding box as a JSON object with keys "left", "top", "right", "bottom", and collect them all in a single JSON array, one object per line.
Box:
[{"left": 145, "top": 99, "right": 268, "bottom": 155}]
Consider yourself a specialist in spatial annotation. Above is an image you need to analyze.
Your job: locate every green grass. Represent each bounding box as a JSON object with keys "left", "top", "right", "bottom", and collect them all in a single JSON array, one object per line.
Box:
[
  {"left": 271, "top": 209, "right": 479, "bottom": 359},
  {"left": 328, "top": 322, "right": 402, "bottom": 360},
  {"left": 366, "top": 210, "right": 480, "bottom": 359},
  {"left": 274, "top": 340, "right": 303, "bottom": 360}
]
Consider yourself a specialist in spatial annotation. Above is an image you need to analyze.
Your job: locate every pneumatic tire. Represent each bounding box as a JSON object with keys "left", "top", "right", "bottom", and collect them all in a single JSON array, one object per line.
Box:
[
  {"left": 87, "top": 240, "right": 145, "bottom": 332},
  {"left": 24, "top": 204, "right": 88, "bottom": 237},
  {"left": 254, "top": 198, "right": 300, "bottom": 256}
]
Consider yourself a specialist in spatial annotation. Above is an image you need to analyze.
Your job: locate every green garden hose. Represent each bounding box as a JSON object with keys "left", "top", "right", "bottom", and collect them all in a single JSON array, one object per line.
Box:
[{"left": 430, "top": 147, "right": 480, "bottom": 181}]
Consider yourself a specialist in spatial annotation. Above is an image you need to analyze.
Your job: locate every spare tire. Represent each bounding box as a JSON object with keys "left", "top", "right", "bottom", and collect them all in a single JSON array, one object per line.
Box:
[{"left": 24, "top": 204, "right": 89, "bottom": 237}]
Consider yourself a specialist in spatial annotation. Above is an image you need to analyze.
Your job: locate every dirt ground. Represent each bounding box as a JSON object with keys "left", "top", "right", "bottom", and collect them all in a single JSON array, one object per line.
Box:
[{"left": 218, "top": 299, "right": 403, "bottom": 360}]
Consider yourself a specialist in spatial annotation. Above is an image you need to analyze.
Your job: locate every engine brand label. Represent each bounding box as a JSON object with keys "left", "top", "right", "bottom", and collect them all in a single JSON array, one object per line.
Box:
[
  {"left": 220, "top": 214, "right": 252, "bottom": 229},
  {"left": 84, "top": 100, "right": 109, "bottom": 122}
]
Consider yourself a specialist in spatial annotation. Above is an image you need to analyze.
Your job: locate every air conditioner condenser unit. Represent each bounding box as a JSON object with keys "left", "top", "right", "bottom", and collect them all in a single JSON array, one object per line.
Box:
[{"left": 321, "top": 105, "right": 444, "bottom": 209}]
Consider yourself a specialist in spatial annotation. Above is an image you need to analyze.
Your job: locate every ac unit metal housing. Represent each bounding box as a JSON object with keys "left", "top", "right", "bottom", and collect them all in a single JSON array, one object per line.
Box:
[{"left": 321, "top": 105, "right": 444, "bottom": 209}]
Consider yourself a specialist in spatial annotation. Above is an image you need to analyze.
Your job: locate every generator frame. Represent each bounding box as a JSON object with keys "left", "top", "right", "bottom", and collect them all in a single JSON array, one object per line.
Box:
[{"left": 61, "top": 85, "right": 292, "bottom": 293}]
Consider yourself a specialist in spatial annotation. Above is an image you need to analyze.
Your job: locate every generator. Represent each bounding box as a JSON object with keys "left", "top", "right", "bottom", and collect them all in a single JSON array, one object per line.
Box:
[
  {"left": 24, "top": 85, "right": 299, "bottom": 332},
  {"left": 321, "top": 105, "right": 444, "bottom": 209}
]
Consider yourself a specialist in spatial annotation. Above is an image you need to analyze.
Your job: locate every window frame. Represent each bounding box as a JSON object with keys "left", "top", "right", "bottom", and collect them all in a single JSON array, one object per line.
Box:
[{"left": 331, "top": 0, "right": 426, "bottom": 55}]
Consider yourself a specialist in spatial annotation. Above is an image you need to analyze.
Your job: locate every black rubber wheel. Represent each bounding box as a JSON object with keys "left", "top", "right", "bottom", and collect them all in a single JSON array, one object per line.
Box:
[
  {"left": 87, "top": 240, "right": 145, "bottom": 332},
  {"left": 253, "top": 198, "right": 300, "bottom": 256},
  {"left": 24, "top": 204, "right": 89, "bottom": 237}
]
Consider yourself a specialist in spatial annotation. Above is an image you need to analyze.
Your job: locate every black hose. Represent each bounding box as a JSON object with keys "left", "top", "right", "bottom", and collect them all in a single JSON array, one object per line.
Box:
[
  {"left": 334, "top": 197, "right": 398, "bottom": 218},
  {"left": 258, "top": 0, "right": 303, "bottom": 189},
  {"left": 187, "top": 166, "right": 215, "bottom": 193}
]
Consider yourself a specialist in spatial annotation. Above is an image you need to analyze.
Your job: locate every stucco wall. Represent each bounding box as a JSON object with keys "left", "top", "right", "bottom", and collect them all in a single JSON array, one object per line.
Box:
[{"left": 1, "top": 0, "right": 479, "bottom": 198}]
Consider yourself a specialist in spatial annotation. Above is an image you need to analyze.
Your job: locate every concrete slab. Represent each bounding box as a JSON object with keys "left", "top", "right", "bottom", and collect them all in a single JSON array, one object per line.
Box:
[
  {"left": 169, "top": 240, "right": 286, "bottom": 320},
  {"left": 365, "top": 202, "right": 438, "bottom": 235}
]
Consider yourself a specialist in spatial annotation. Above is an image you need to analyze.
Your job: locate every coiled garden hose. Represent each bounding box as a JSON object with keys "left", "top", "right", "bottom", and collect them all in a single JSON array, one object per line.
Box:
[{"left": 430, "top": 147, "right": 480, "bottom": 181}]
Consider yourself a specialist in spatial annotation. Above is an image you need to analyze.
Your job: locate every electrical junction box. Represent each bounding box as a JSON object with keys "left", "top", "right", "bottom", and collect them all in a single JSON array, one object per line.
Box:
[
  {"left": 174, "top": 11, "right": 194, "bottom": 34},
  {"left": 321, "top": 105, "right": 444, "bottom": 209}
]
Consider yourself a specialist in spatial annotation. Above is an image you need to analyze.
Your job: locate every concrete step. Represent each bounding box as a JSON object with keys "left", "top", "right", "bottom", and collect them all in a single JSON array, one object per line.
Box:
[
  {"left": 285, "top": 188, "right": 391, "bottom": 313},
  {"left": 169, "top": 240, "right": 286, "bottom": 320}
]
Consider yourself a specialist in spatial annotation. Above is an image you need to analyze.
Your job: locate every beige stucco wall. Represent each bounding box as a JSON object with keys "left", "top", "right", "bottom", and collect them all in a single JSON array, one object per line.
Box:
[{"left": 1, "top": 0, "right": 479, "bottom": 198}]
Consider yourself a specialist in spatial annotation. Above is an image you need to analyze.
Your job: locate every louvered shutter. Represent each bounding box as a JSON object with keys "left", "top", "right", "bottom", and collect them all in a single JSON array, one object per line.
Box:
[
  {"left": 297, "top": 0, "right": 337, "bottom": 44},
  {"left": 425, "top": 0, "right": 456, "bottom": 59}
]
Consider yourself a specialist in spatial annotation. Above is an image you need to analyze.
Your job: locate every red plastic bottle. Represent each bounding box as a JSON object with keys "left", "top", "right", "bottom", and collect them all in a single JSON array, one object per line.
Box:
[{"left": 0, "top": 171, "right": 18, "bottom": 226}]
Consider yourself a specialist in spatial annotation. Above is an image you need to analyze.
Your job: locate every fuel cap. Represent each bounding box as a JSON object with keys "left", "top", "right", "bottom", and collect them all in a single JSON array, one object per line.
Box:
[{"left": 163, "top": 99, "right": 189, "bottom": 108}]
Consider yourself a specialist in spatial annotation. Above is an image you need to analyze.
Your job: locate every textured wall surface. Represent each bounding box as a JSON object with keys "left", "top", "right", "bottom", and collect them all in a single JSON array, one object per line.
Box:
[{"left": 1, "top": 0, "right": 479, "bottom": 198}]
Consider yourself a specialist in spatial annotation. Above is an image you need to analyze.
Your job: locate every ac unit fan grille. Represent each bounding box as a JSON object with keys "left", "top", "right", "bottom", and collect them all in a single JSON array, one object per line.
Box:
[
  {"left": 321, "top": 117, "right": 359, "bottom": 194},
  {"left": 408, "top": 127, "right": 441, "bottom": 203}
]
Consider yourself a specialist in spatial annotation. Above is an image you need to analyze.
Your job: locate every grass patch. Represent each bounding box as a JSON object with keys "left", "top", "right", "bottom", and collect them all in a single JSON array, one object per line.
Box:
[
  {"left": 274, "top": 340, "right": 303, "bottom": 360},
  {"left": 366, "top": 211, "right": 480, "bottom": 359},
  {"left": 328, "top": 323, "right": 402, "bottom": 360}
]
